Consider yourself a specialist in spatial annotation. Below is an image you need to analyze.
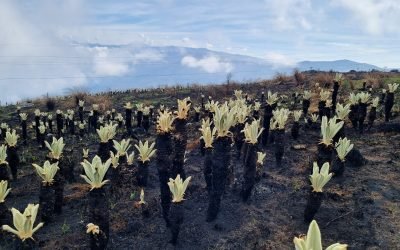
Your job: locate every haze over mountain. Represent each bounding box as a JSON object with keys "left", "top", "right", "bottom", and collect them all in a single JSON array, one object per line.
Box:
[
  {"left": 297, "top": 59, "right": 381, "bottom": 72},
  {"left": 83, "top": 45, "right": 382, "bottom": 93},
  {"left": 1, "top": 0, "right": 399, "bottom": 103}
]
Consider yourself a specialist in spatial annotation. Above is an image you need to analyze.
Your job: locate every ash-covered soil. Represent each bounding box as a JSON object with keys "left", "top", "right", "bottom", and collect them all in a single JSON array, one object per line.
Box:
[{"left": 0, "top": 81, "right": 399, "bottom": 249}]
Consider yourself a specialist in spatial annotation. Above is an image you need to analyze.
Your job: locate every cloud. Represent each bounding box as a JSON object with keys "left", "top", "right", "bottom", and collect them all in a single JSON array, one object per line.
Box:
[
  {"left": 333, "top": 0, "right": 400, "bottom": 35},
  {"left": 1, "top": 0, "right": 400, "bottom": 103},
  {"left": 181, "top": 55, "right": 233, "bottom": 73},
  {"left": 264, "top": 52, "right": 297, "bottom": 68},
  {"left": 0, "top": 0, "right": 87, "bottom": 103},
  {"left": 268, "top": 0, "right": 313, "bottom": 31},
  {"left": 92, "top": 47, "right": 129, "bottom": 76},
  {"left": 131, "top": 49, "right": 165, "bottom": 63}
]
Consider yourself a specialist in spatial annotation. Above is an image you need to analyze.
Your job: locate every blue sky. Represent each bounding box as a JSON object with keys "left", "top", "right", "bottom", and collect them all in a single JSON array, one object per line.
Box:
[
  {"left": 0, "top": 0, "right": 399, "bottom": 102},
  {"left": 71, "top": 0, "right": 400, "bottom": 66}
]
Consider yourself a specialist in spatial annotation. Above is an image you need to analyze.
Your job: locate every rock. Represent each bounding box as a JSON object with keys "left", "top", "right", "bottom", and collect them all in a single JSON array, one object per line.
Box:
[
  {"left": 291, "top": 144, "right": 307, "bottom": 150},
  {"left": 190, "top": 166, "right": 201, "bottom": 172}
]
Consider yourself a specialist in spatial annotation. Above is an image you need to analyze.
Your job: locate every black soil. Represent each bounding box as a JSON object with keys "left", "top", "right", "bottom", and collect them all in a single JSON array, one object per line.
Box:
[{"left": 0, "top": 84, "right": 399, "bottom": 249}]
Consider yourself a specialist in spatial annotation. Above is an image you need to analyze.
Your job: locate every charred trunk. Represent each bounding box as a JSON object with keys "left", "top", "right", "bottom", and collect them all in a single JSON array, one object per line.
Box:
[
  {"left": 262, "top": 103, "right": 276, "bottom": 146},
  {"left": 203, "top": 148, "right": 213, "bottom": 195},
  {"left": 97, "top": 142, "right": 110, "bottom": 163},
  {"left": 53, "top": 175, "right": 64, "bottom": 214},
  {"left": 79, "top": 107, "right": 84, "bottom": 123},
  {"left": 367, "top": 106, "right": 377, "bottom": 131},
  {"left": 194, "top": 112, "right": 200, "bottom": 122},
  {"left": 304, "top": 191, "right": 323, "bottom": 223},
  {"left": 385, "top": 93, "right": 394, "bottom": 122},
  {"left": 241, "top": 143, "right": 257, "bottom": 202},
  {"left": 199, "top": 138, "right": 205, "bottom": 156},
  {"left": 39, "top": 132, "right": 46, "bottom": 149},
  {"left": 234, "top": 123, "right": 245, "bottom": 159},
  {"left": 291, "top": 121, "right": 300, "bottom": 140},
  {"left": 48, "top": 120, "right": 53, "bottom": 133},
  {"left": 56, "top": 114, "right": 63, "bottom": 137},
  {"left": 331, "top": 81, "right": 340, "bottom": 113},
  {"left": 136, "top": 111, "right": 143, "bottom": 128},
  {"left": 88, "top": 188, "right": 109, "bottom": 249},
  {"left": 79, "top": 127, "right": 85, "bottom": 138},
  {"left": 69, "top": 119, "right": 75, "bottom": 135},
  {"left": 39, "top": 183, "right": 55, "bottom": 223},
  {"left": 207, "top": 136, "right": 231, "bottom": 222},
  {"left": 323, "top": 106, "right": 331, "bottom": 119},
  {"left": 172, "top": 118, "right": 187, "bottom": 179},
  {"left": 93, "top": 110, "right": 99, "bottom": 130},
  {"left": 255, "top": 162, "right": 263, "bottom": 182},
  {"left": 208, "top": 111, "right": 214, "bottom": 121},
  {"left": 331, "top": 156, "right": 345, "bottom": 177},
  {"left": 52, "top": 159, "right": 64, "bottom": 215},
  {"left": 35, "top": 116, "right": 40, "bottom": 142},
  {"left": 21, "top": 120, "right": 27, "bottom": 145},
  {"left": 0, "top": 164, "right": 10, "bottom": 181},
  {"left": 142, "top": 115, "right": 150, "bottom": 132},
  {"left": 380, "top": 92, "right": 386, "bottom": 105},
  {"left": 358, "top": 103, "right": 368, "bottom": 133},
  {"left": 88, "top": 116, "right": 93, "bottom": 132},
  {"left": 65, "top": 154, "right": 75, "bottom": 183},
  {"left": 89, "top": 230, "right": 108, "bottom": 250},
  {"left": 0, "top": 128, "right": 5, "bottom": 140},
  {"left": 169, "top": 202, "right": 184, "bottom": 245},
  {"left": 349, "top": 104, "right": 359, "bottom": 129},
  {"left": 156, "top": 133, "right": 174, "bottom": 226},
  {"left": 0, "top": 202, "right": 9, "bottom": 227},
  {"left": 137, "top": 161, "right": 149, "bottom": 187},
  {"left": 318, "top": 101, "right": 326, "bottom": 119},
  {"left": 108, "top": 140, "right": 116, "bottom": 155},
  {"left": 109, "top": 166, "right": 121, "bottom": 194},
  {"left": 274, "top": 129, "right": 285, "bottom": 168},
  {"left": 6, "top": 146, "right": 19, "bottom": 180},
  {"left": 317, "top": 144, "right": 333, "bottom": 167},
  {"left": 253, "top": 110, "right": 260, "bottom": 120},
  {"left": 109, "top": 156, "right": 125, "bottom": 190}
]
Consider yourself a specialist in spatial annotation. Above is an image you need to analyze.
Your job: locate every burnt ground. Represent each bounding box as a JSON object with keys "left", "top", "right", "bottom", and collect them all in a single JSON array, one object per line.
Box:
[{"left": 0, "top": 81, "right": 399, "bottom": 249}]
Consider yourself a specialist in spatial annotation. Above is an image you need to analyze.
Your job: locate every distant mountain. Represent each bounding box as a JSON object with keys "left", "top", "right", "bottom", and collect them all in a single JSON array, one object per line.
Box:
[
  {"left": 73, "top": 44, "right": 383, "bottom": 92},
  {"left": 1, "top": 43, "right": 386, "bottom": 104},
  {"left": 87, "top": 45, "right": 289, "bottom": 92},
  {"left": 297, "top": 59, "right": 381, "bottom": 72}
]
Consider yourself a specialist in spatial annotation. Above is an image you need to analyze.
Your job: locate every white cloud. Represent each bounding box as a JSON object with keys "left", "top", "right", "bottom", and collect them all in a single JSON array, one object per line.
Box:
[
  {"left": 333, "top": 0, "right": 400, "bottom": 35},
  {"left": 1, "top": 0, "right": 400, "bottom": 103},
  {"left": 131, "top": 49, "right": 165, "bottom": 63},
  {"left": 264, "top": 52, "right": 297, "bottom": 67},
  {"left": 181, "top": 37, "right": 200, "bottom": 48},
  {"left": 0, "top": 0, "right": 87, "bottom": 103},
  {"left": 92, "top": 47, "right": 129, "bottom": 76},
  {"left": 268, "top": 0, "right": 313, "bottom": 31},
  {"left": 206, "top": 42, "right": 214, "bottom": 49},
  {"left": 181, "top": 55, "right": 233, "bottom": 73}
]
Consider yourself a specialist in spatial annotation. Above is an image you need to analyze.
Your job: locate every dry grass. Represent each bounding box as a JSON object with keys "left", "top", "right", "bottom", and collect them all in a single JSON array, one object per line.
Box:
[
  {"left": 293, "top": 70, "right": 305, "bottom": 86},
  {"left": 273, "top": 72, "right": 292, "bottom": 84},
  {"left": 312, "top": 72, "right": 334, "bottom": 88}
]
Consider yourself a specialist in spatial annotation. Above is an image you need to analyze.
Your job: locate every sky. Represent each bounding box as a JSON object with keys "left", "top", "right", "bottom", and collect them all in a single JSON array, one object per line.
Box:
[{"left": 0, "top": 0, "right": 400, "bottom": 103}]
